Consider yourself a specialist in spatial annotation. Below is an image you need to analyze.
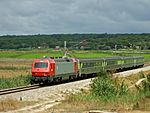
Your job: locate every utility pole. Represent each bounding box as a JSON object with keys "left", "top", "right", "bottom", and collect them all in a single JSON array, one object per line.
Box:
[
  {"left": 62, "top": 40, "right": 88, "bottom": 58},
  {"left": 63, "top": 41, "right": 67, "bottom": 58}
]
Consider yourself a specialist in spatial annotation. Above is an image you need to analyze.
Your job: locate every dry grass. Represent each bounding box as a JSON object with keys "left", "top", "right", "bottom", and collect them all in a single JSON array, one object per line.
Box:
[
  {"left": 0, "top": 98, "right": 22, "bottom": 112},
  {"left": 119, "top": 111, "right": 150, "bottom": 113},
  {"left": 48, "top": 101, "right": 101, "bottom": 113},
  {"left": 114, "top": 70, "right": 150, "bottom": 88},
  {"left": 50, "top": 99, "right": 136, "bottom": 113},
  {"left": 0, "top": 58, "right": 32, "bottom": 68},
  {"left": 144, "top": 61, "right": 150, "bottom": 66},
  {"left": 0, "top": 58, "right": 32, "bottom": 78},
  {"left": 50, "top": 71, "right": 150, "bottom": 113},
  {"left": 0, "top": 97, "right": 39, "bottom": 112},
  {"left": 0, "top": 70, "right": 31, "bottom": 78},
  {"left": 143, "top": 70, "right": 150, "bottom": 75}
]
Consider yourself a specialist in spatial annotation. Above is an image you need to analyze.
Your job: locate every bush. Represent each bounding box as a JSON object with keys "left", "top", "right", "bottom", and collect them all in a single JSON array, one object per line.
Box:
[
  {"left": 64, "top": 72, "right": 150, "bottom": 111},
  {"left": 91, "top": 71, "right": 128, "bottom": 100},
  {"left": 143, "top": 74, "right": 150, "bottom": 93}
]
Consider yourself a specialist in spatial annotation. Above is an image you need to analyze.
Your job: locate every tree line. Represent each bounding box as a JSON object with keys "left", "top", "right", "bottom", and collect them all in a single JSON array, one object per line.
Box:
[{"left": 0, "top": 33, "right": 150, "bottom": 50}]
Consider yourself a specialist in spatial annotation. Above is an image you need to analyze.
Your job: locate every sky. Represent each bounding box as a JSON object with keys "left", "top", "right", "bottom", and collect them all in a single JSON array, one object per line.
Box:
[{"left": 0, "top": 0, "right": 150, "bottom": 35}]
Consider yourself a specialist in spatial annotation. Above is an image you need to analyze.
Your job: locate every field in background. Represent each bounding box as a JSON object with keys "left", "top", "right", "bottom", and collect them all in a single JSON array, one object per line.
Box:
[
  {"left": 0, "top": 58, "right": 32, "bottom": 78},
  {"left": 0, "top": 49, "right": 149, "bottom": 59},
  {"left": 0, "top": 49, "right": 149, "bottom": 78},
  {"left": 0, "top": 49, "right": 149, "bottom": 111}
]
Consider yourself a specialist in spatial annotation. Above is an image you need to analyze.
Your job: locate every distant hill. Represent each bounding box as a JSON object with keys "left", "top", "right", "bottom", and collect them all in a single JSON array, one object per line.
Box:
[{"left": 0, "top": 34, "right": 150, "bottom": 50}]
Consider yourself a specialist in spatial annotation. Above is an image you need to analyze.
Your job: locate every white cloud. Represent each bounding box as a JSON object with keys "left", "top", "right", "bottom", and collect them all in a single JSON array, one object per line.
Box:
[{"left": 0, "top": 0, "right": 150, "bottom": 35}]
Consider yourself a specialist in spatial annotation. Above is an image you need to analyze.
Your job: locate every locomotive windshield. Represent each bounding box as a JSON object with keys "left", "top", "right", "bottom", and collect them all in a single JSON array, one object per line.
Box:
[{"left": 34, "top": 62, "right": 48, "bottom": 68}]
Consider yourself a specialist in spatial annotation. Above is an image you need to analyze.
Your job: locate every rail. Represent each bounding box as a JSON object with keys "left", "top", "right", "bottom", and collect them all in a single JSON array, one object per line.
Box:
[
  {"left": 0, "top": 64, "right": 149, "bottom": 96},
  {"left": 0, "top": 84, "right": 40, "bottom": 95}
]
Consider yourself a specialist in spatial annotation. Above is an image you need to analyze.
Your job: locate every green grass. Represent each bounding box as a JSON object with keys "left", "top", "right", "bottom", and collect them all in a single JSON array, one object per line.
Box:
[
  {"left": 16, "top": 53, "right": 64, "bottom": 58},
  {"left": 91, "top": 72, "right": 129, "bottom": 100},
  {"left": 0, "top": 50, "right": 121, "bottom": 58},
  {"left": 0, "top": 75, "right": 31, "bottom": 89},
  {"left": 63, "top": 72, "right": 150, "bottom": 111},
  {"left": 0, "top": 50, "right": 113, "bottom": 58},
  {"left": 0, "top": 53, "right": 19, "bottom": 58},
  {"left": 0, "top": 51, "right": 63, "bottom": 59},
  {"left": 0, "top": 50, "right": 149, "bottom": 60}
]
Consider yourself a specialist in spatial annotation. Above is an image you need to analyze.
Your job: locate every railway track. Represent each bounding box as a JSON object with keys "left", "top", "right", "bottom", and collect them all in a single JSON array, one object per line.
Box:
[
  {"left": 0, "top": 84, "right": 40, "bottom": 95},
  {"left": 0, "top": 64, "right": 149, "bottom": 96}
]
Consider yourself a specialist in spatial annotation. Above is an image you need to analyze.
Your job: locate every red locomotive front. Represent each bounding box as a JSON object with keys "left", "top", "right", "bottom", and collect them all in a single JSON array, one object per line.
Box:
[
  {"left": 31, "top": 57, "right": 78, "bottom": 84},
  {"left": 31, "top": 58, "right": 55, "bottom": 84}
]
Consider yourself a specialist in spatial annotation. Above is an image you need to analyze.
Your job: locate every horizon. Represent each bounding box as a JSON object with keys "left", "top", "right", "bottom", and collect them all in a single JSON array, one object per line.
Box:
[{"left": 1, "top": 32, "right": 150, "bottom": 37}]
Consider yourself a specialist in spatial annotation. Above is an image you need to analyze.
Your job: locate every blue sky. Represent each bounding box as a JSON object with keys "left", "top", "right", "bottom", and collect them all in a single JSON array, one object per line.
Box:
[{"left": 0, "top": 0, "right": 150, "bottom": 35}]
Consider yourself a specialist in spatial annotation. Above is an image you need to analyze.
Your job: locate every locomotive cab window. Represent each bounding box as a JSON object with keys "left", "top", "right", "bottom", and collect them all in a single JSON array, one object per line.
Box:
[{"left": 34, "top": 62, "right": 48, "bottom": 68}]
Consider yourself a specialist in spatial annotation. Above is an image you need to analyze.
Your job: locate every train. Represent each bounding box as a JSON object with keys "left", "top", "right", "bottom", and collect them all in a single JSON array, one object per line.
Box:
[{"left": 31, "top": 56, "right": 144, "bottom": 84}]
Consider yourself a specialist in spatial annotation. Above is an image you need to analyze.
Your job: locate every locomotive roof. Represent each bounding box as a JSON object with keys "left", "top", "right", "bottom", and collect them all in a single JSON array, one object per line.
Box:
[
  {"left": 38, "top": 57, "right": 75, "bottom": 62},
  {"left": 54, "top": 58, "right": 74, "bottom": 62}
]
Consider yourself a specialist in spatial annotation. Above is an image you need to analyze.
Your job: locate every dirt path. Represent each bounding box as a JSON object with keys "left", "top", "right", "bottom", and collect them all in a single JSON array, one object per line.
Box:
[{"left": 5, "top": 101, "right": 60, "bottom": 113}]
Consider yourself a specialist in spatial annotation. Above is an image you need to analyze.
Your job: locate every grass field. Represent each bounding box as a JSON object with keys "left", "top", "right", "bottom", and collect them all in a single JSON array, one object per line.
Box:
[
  {"left": 52, "top": 71, "right": 150, "bottom": 112},
  {"left": 0, "top": 58, "right": 32, "bottom": 78},
  {"left": 0, "top": 49, "right": 113, "bottom": 58},
  {"left": 0, "top": 49, "right": 149, "bottom": 112},
  {"left": 0, "top": 49, "right": 149, "bottom": 78},
  {"left": 0, "top": 58, "right": 32, "bottom": 89},
  {"left": 0, "top": 49, "right": 149, "bottom": 59}
]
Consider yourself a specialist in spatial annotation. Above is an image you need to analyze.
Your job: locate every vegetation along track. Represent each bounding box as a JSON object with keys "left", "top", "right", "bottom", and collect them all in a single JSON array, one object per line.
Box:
[
  {"left": 0, "top": 84, "right": 40, "bottom": 95},
  {"left": 1, "top": 64, "right": 149, "bottom": 96}
]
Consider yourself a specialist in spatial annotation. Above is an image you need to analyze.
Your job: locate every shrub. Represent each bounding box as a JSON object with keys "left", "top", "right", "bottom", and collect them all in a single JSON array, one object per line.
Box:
[
  {"left": 91, "top": 71, "right": 128, "bottom": 100},
  {"left": 143, "top": 74, "right": 150, "bottom": 93}
]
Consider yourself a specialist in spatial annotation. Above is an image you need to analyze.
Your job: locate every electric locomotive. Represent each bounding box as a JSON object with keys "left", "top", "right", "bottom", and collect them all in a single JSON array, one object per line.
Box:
[{"left": 31, "top": 57, "right": 78, "bottom": 84}]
